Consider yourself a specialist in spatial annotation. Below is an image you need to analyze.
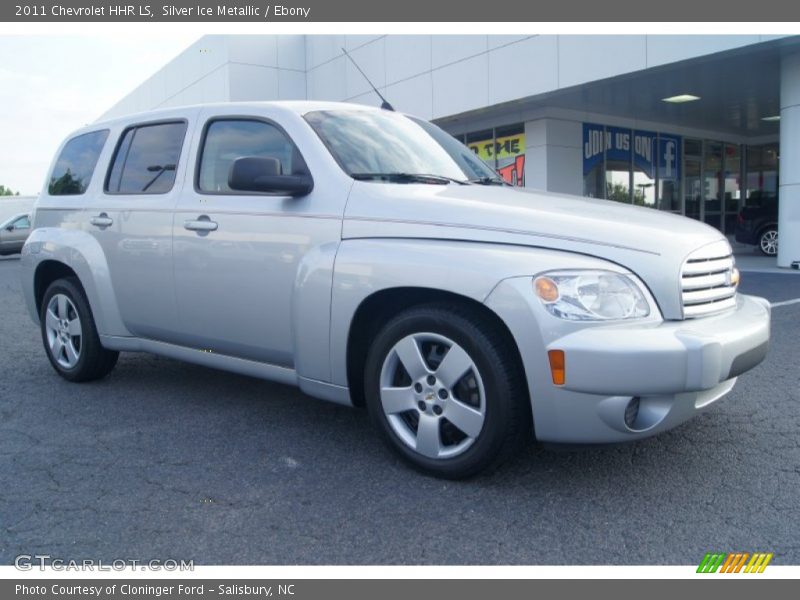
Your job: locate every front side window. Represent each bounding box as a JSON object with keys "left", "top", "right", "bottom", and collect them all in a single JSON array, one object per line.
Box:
[
  {"left": 48, "top": 130, "right": 109, "bottom": 195},
  {"left": 106, "top": 121, "right": 187, "bottom": 194},
  {"left": 198, "top": 119, "right": 303, "bottom": 193},
  {"left": 12, "top": 215, "right": 30, "bottom": 229},
  {"left": 304, "top": 110, "right": 469, "bottom": 182}
]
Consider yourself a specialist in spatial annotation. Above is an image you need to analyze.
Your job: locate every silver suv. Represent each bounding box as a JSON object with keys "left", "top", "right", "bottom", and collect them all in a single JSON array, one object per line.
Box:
[{"left": 21, "top": 102, "right": 771, "bottom": 478}]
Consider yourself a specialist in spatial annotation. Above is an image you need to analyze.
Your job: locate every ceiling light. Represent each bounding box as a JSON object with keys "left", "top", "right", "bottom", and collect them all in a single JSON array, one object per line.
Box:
[
  {"left": 761, "top": 115, "right": 781, "bottom": 122},
  {"left": 662, "top": 94, "right": 701, "bottom": 103}
]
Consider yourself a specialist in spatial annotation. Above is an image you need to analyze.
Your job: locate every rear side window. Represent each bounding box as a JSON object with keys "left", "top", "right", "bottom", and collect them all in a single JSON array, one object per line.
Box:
[
  {"left": 106, "top": 121, "right": 187, "bottom": 194},
  {"left": 48, "top": 130, "right": 109, "bottom": 195},
  {"left": 197, "top": 119, "right": 305, "bottom": 193}
]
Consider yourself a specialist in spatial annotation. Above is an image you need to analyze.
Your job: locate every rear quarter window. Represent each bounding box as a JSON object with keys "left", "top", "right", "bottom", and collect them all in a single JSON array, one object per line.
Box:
[{"left": 48, "top": 130, "right": 109, "bottom": 195}]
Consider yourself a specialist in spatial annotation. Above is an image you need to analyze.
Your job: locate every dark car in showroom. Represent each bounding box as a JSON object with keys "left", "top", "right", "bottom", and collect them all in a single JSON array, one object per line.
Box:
[{"left": 735, "top": 192, "right": 779, "bottom": 256}]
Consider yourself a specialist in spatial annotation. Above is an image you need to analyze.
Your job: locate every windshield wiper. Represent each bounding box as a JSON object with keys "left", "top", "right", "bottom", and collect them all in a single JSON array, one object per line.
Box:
[
  {"left": 468, "top": 176, "right": 508, "bottom": 186},
  {"left": 351, "top": 172, "right": 469, "bottom": 185}
]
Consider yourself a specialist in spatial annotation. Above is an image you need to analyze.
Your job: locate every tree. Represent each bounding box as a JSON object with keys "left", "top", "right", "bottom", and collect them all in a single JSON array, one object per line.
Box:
[{"left": 0, "top": 185, "right": 19, "bottom": 196}]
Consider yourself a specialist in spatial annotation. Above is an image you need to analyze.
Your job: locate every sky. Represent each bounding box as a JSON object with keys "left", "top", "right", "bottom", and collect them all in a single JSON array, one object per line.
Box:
[{"left": 0, "top": 34, "right": 199, "bottom": 196}]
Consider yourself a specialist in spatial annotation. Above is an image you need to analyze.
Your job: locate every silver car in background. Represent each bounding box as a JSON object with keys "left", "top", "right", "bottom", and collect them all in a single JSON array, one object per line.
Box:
[
  {"left": 0, "top": 213, "right": 31, "bottom": 255},
  {"left": 20, "top": 102, "right": 770, "bottom": 478}
]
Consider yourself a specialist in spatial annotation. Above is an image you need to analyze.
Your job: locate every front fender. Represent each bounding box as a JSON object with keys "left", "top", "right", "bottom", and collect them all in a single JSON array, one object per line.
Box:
[
  {"left": 327, "top": 238, "right": 630, "bottom": 387},
  {"left": 21, "top": 228, "right": 130, "bottom": 337}
]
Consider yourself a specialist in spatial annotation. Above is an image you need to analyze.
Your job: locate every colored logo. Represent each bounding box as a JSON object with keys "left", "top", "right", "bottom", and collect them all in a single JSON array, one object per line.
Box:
[{"left": 697, "top": 552, "right": 773, "bottom": 573}]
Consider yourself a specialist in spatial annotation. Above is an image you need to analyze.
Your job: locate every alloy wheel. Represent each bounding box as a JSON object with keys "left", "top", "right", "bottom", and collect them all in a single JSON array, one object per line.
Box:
[
  {"left": 45, "top": 293, "right": 82, "bottom": 369},
  {"left": 379, "top": 332, "right": 486, "bottom": 459}
]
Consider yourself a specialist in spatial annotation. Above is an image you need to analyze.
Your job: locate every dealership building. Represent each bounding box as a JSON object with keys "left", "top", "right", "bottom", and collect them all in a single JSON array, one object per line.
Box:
[{"left": 102, "top": 34, "right": 800, "bottom": 267}]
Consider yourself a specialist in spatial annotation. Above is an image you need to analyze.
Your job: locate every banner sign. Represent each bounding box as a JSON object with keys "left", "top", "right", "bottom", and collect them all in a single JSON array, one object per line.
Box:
[
  {"left": 658, "top": 134, "right": 681, "bottom": 181},
  {"left": 583, "top": 123, "right": 681, "bottom": 181},
  {"left": 468, "top": 133, "right": 524, "bottom": 162}
]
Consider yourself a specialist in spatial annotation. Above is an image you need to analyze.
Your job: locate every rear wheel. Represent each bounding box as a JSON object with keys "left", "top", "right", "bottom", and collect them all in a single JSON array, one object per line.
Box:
[
  {"left": 758, "top": 228, "right": 778, "bottom": 256},
  {"left": 40, "top": 277, "right": 119, "bottom": 382},
  {"left": 364, "top": 304, "right": 529, "bottom": 479}
]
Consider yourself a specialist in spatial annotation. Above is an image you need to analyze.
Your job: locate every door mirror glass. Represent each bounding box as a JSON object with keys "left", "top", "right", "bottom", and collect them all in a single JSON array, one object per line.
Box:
[{"left": 228, "top": 156, "right": 313, "bottom": 196}]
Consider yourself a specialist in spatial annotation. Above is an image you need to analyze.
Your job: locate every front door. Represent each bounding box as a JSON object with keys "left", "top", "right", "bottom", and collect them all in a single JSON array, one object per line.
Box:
[{"left": 171, "top": 111, "right": 342, "bottom": 367}]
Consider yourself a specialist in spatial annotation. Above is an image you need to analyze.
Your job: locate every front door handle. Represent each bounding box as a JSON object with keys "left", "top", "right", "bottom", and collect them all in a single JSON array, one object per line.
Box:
[
  {"left": 89, "top": 213, "right": 113, "bottom": 228},
  {"left": 184, "top": 215, "right": 218, "bottom": 233}
]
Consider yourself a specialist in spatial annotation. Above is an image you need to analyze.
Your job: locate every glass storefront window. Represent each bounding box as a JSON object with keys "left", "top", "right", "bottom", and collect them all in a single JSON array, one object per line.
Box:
[
  {"left": 656, "top": 134, "right": 681, "bottom": 211},
  {"left": 464, "top": 126, "right": 526, "bottom": 187},
  {"left": 494, "top": 124, "right": 525, "bottom": 186},
  {"left": 703, "top": 141, "right": 723, "bottom": 230},
  {"left": 583, "top": 123, "right": 605, "bottom": 198},
  {"left": 632, "top": 130, "right": 656, "bottom": 207},
  {"left": 684, "top": 157, "right": 702, "bottom": 220},
  {"left": 746, "top": 143, "right": 779, "bottom": 207},
  {"left": 723, "top": 143, "right": 742, "bottom": 234},
  {"left": 605, "top": 127, "right": 632, "bottom": 203}
]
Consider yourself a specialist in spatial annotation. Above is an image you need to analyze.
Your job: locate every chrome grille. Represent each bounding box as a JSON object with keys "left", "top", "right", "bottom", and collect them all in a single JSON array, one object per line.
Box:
[{"left": 681, "top": 241, "right": 737, "bottom": 319}]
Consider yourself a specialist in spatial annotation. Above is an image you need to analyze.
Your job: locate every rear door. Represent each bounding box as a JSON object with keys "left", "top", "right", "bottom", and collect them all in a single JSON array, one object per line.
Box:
[{"left": 85, "top": 113, "right": 197, "bottom": 341}]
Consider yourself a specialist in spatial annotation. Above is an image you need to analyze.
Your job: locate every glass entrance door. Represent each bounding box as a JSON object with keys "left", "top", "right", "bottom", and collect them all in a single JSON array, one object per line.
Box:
[
  {"left": 703, "top": 141, "right": 723, "bottom": 231},
  {"left": 684, "top": 158, "right": 701, "bottom": 221}
]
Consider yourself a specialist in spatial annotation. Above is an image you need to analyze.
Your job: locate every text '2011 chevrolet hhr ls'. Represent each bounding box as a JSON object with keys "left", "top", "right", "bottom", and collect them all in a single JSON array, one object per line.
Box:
[{"left": 21, "top": 102, "right": 771, "bottom": 478}]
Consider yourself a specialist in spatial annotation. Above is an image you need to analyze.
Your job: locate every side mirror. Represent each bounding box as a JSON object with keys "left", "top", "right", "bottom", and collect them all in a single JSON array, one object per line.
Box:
[
  {"left": 228, "top": 156, "right": 313, "bottom": 197},
  {"left": 5, "top": 225, "right": 13, "bottom": 232}
]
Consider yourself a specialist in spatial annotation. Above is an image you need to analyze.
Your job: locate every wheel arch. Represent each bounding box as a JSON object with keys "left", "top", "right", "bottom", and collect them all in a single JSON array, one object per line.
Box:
[
  {"left": 22, "top": 227, "right": 130, "bottom": 336},
  {"left": 345, "top": 286, "right": 528, "bottom": 408}
]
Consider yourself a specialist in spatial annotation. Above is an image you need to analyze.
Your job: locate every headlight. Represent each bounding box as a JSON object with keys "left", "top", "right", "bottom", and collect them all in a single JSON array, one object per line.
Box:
[{"left": 533, "top": 270, "right": 651, "bottom": 321}]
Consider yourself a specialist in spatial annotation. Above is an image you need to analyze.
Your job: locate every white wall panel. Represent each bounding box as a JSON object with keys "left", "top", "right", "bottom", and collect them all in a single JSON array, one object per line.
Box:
[
  {"left": 385, "top": 35, "right": 432, "bottom": 86},
  {"left": 228, "top": 64, "right": 279, "bottom": 101},
  {"left": 385, "top": 72, "right": 434, "bottom": 120},
  {"left": 488, "top": 36, "right": 558, "bottom": 105},
  {"left": 278, "top": 69, "right": 307, "bottom": 100},
  {"left": 345, "top": 38, "right": 386, "bottom": 99},
  {"left": 558, "top": 36, "right": 647, "bottom": 89},
  {"left": 227, "top": 35, "right": 278, "bottom": 67},
  {"left": 432, "top": 54, "right": 489, "bottom": 117},
  {"left": 431, "top": 35, "right": 488, "bottom": 69}
]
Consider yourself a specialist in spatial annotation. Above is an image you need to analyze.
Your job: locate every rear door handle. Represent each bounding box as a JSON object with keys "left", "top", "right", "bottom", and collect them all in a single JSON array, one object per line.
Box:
[
  {"left": 89, "top": 213, "right": 113, "bottom": 228},
  {"left": 184, "top": 216, "right": 218, "bottom": 233}
]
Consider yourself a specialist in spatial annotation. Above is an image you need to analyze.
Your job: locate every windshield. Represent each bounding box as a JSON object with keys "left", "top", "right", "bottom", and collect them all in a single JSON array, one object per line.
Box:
[
  {"left": 304, "top": 109, "right": 496, "bottom": 183},
  {"left": 407, "top": 116, "right": 501, "bottom": 182}
]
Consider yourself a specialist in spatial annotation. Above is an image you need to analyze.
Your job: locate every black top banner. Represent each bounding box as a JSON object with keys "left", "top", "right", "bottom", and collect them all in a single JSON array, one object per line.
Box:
[{"left": 4, "top": 0, "right": 800, "bottom": 22}]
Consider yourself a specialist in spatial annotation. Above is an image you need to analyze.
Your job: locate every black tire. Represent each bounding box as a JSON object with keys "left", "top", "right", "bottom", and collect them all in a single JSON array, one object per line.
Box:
[
  {"left": 758, "top": 227, "right": 779, "bottom": 256},
  {"left": 40, "top": 277, "right": 119, "bottom": 382},
  {"left": 364, "top": 303, "right": 530, "bottom": 479}
]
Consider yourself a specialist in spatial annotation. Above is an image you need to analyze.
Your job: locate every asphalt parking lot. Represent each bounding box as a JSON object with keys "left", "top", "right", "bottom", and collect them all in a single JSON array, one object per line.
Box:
[{"left": 1, "top": 255, "right": 798, "bottom": 565}]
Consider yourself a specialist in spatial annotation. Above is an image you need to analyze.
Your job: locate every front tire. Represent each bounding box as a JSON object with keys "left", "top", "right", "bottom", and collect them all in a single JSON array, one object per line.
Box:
[
  {"left": 40, "top": 277, "right": 119, "bottom": 382},
  {"left": 364, "top": 304, "right": 530, "bottom": 479}
]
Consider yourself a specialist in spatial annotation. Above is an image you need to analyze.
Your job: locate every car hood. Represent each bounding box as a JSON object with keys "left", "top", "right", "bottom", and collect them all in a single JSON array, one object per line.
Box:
[{"left": 342, "top": 182, "right": 730, "bottom": 319}]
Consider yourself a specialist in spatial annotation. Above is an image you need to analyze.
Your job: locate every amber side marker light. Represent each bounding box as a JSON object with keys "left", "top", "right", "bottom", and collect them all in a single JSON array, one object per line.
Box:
[
  {"left": 548, "top": 350, "right": 566, "bottom": 385},
  {"left": 534, "top": 276, "right": 559, "bottom": 302}
]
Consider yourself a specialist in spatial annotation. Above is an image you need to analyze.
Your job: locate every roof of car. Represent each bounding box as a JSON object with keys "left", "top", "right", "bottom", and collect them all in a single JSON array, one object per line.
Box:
[{"left": 91, "top": 100, "right": 384, "bottom": 131}]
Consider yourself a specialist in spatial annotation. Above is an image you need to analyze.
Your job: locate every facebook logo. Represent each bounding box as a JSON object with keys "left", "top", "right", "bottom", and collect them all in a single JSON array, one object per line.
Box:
[{"left": 658, "top": 135, "right": 681, "bottom": 181}]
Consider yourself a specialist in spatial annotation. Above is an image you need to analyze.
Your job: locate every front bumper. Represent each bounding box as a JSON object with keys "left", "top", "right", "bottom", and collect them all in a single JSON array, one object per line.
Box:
[{"left": 484, "top": 279, "right": 771, "bottom": 444}]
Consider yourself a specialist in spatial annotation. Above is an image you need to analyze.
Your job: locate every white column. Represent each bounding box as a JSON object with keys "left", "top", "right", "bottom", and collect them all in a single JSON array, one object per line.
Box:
[
  {"left": 778, "top": 52, "right": 800, "bottom": 268},
  {"left": 523, "top": 118, "right": 583, "bottom": 195}
]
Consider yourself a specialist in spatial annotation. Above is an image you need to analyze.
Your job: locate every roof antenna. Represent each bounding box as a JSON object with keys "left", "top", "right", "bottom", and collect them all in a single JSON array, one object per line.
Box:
[{"left": 341, "top": 47, "right": 394, "bottom": 111}]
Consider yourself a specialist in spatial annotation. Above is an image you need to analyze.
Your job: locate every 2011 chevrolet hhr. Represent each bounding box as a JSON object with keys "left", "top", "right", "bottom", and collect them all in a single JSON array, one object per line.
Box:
[{"left": 21, "top": 102, "right": 771, "bottom": 478}]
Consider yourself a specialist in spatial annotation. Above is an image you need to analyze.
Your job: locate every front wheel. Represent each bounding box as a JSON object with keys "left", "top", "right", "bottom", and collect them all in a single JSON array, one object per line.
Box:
[
  {"left": 758, "top": 228, "right": 779, "bottom": 256},
  {"left": 364, "top": 304, "right": 530, "bottom": 479},
  {"left": 40, "top": 277, "right": 119, "bottom": 382}
]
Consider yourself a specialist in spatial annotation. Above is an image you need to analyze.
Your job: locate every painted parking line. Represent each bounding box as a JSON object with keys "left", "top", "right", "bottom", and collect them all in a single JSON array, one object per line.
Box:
[{"left": 771, "top": 298, "right": 800, "bottom": 308}]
